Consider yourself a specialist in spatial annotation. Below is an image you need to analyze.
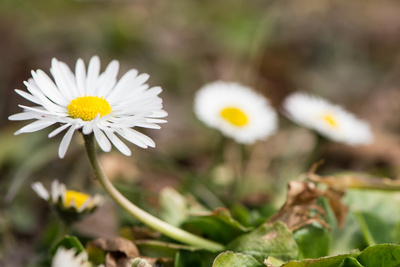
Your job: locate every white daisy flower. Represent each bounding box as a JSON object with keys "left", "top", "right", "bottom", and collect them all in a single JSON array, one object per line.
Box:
[
  {"left": 194, "top": 81, "right": 278, "bottom": 144},
  {"left": 32, "top": 180, "right": 103, "bottom": 221},
  {"left": 9, "top": 56, "right": 167, "bottom": 158},
  {"left": 282, "top": 92, "right": 374, "bottom": 145},
  {"left": 51, "top": 247, "right": 90, "bottom": 267}
]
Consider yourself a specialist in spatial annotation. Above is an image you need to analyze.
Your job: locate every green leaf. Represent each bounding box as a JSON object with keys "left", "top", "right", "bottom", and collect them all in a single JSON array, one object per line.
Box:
[
  {"left": 160, "top": 187, "right": 210, "bottom": 227},
  {"left": 293, "top": 223, "right": 331, "bottom": 260},
  {"left": 357, "top": 244, "right": 400, "bottom": 267},
  {"left": 160, "top": 187, "right": 191, "bottom": 227},
  {"left": 356, "top": 211, "right": 394, "bottom": 244},
  {"left": 282, "top": 250, "right": 361, "bottom": 267},
  {"left": 136, "top": 240, "right": 216, "bottom": 266},
  {"left": 135, "top": 240, "right": 201, "bottom": 259},
  {"left": 338, "top": 257, "right": 363, "bottom": 267},
  {"left": 131, "top": 258, "right": 152, "bottom": 267},
  {"left": 226, "top": 222, "right": 298, "bottom": 262},
  {"left": 327, "top": 189, "right": 400, "bottom": 255},
  {"left": 50, "top": 235, "right": 85, "bottom": 255},
  {"left": 212, "top": 251, "right": 264, "bottom": 267},
  {"left": 345, "top": 190, "right": 400, "bottom": 227},
  {"left": 264, "top": 256, "right": 285, "bottom": 266},
  {"left": 181, "top": 207, "right": 252, "bottom": 243},
  {"left": 175, "top": 250, "right": 217, "bottom": 267}
]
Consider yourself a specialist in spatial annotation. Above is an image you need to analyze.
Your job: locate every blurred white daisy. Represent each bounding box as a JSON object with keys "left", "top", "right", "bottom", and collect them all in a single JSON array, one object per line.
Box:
[
  {"left": 9, "top": 56, "right": 167, "bottom": 158},
  {"left": 194, "top": 81, "right": 278, "bottom": 144},
  {"left": 32, "top": 180, "right": 103, "bottom": 222},
  {"left": 52, "top": 247, "right": 90, "bottom": 267},
  {"left": 283, "top": 92, "right": 373, "bottom": 145}
]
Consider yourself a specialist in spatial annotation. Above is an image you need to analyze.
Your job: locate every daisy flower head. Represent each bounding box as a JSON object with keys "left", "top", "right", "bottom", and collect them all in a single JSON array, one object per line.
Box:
[
  {"left": 194, "top": 81, "right": 278, "bottom": 144},
  {"left": 9, "top": 56, "right": 167, "bottom": 158},
  {"left": 51, "top": 247, "right": 90, "bottom": 267},
  {"left": 32, "top": 180, "right": 103, "bottom": 222},
  {"left": 282, "top": 92, "right": 373, "bottom": 146}
]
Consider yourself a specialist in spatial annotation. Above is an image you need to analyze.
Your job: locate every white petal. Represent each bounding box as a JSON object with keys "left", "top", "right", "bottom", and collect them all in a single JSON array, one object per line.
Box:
[
  {"left": 76, "top": 199, "right": 90, "bottom": 213},
  {"left": 96, "top": 60, "right": 119, "bottom": 97},
  {"left": 134, "top": 122, "right": 161, "bottom": 129},
  {"left": 82, "top": 121, "right": 94, "bottom": 135},
  {"left": 131, "top": 129, "right": 155, "bottom": 147},
  {"left": 9, "top": 112, "right": 40, "bottom": 121},
  {"left": 49, "top": 123, "right": 71, "bottom": 138},
  {"left": 18, "top": 105, "right": 62, "bottom": 116},
  {"left": 58, "top": 126, "right": 75, "bottom": 158},
  {"left": 50, "top": 59, "right": 75, "bottom": 102},
  {"left": 116, "top": 128, "right": 154, "bottom": 148},
  {"left": 93, "top": 195, "right": 104, "bottom": 205},
  {"left": 31, "top": 182, "right": 50, "bottom": 200},
  {"left": 24, "top": 80, "right": 65, "bottom": 113},
  {"left": 59, "top": 183, "right": 67, "bottom": 204},
  {"left": 32, "top": 69, "right": 69, "bottom": 106},
  {"left": 147, "top": 118, "right": 168, "bottom": 123},
  {"left": 86, "top": 56, "right": 100, "bottom": 95},
  {"left": 132, "top": 73, "right": 150, "bottom": 88},
  {"left": 51, "top": 180, "right": 61, "bottom": 202},
  {"left": 51, "top": 247, "right": 89, "bottom": 267},
  {"left": 93, "top": 125, "right": 111, "bottom": 152},
  {"left": 149, "top": 110, "right": 168, "bottom": 118},
  {"left": 104, "top": 130, "right": 131, "bottom": 156},
  {"left": 75, "top": 58, "right": 87, "bottom": 96},
  {"left": 105, "top": 69, "right": 138, "bottom": 99},
  {"left": 57, "top": 61, "right": 80, "bottom": 100},
  {"left": 115, "top": 86, "right": 160, "bottom": 106},
  {"left": 15, "top": 120, "right": 56, "bottom": 134},
  {"left": 15, "top": 89, "right": 42, "bottom": 106},
  {"left": 108, "top": 73, "right": 150, "bottom": 103}
]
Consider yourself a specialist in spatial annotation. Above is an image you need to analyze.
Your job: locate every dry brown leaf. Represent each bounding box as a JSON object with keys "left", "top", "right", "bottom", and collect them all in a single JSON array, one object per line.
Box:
[
  {"left": 267, "top": 181, "right": 330, "bottom": 231},
  {"left": 88, "top": 237, "right": 140, "bottom": 267},
  {"left": 306, "top": 160, "right": 400, "bottom": 191},
  {"left": 324, "top": 188, "right": 348, "bottom": 229}
]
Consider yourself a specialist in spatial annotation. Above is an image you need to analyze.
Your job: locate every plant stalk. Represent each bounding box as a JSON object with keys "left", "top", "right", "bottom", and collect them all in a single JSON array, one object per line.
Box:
[{"left": 83, "top": 133, "right": 225, "bottom": 252}]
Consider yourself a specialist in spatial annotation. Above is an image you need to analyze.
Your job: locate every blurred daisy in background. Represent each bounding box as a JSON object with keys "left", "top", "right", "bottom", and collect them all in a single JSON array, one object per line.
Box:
[
  {"left": 283, "top": 92, "right": 373, "bottom": 146},
  {"left": 9, "top": 56, "right": 167, "bottom": 158},
  {"left": 194, "top": 81, "right": 278, "bottom": 144},
  {"left": 32, "top": 180, "right": 103, "bottom": 223},
  {"left": 51, "top": 247, "right": 91, "bottom": 267}
]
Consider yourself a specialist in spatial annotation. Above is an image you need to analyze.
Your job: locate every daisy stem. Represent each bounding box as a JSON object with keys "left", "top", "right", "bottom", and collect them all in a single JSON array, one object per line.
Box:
[
  {"left": 231, "top": 144, "right": 250, "bottom": 200},
  {"left": 304, "top": 134, "right": 325, "bottom": 170},
  {"left": 83, "top": 133, "right": 225, "bottom": 252},
  {"left": 50, "top": 221, "right": 72, "bottom": 249}
]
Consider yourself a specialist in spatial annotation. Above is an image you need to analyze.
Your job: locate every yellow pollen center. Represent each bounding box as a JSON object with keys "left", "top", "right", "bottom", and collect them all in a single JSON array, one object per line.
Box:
[
  {"left": 220, "top": 107, "right": 248, "bottom": 127},
  {"left": 322, "top": 114, "right": 338, "bottom": 128},
  {"left": 64, "top": 190, "right": 92, "bottom": 209},
  {"left": 68, "top": 96, "right": 112, "bottom": 121}
]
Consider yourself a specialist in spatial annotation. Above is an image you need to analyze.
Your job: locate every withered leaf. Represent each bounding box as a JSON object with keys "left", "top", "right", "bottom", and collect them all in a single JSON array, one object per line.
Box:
[
  {"left": 324, "top": 188, "right": 348, "bottom": 229},
  {"left": 306, "top": 160, "right": 400, "bottom": 191},
  {"left": 88, "top": 237, "right": 139, "bottom": 267},
  {"left": 267, "top": 181, "right": 330, "bottom": 231}
]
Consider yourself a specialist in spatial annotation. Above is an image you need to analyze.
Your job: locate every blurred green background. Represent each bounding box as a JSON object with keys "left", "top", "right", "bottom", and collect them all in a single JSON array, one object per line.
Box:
[{"left": 2, "top": 0, "right": 400, "bottom": 266}]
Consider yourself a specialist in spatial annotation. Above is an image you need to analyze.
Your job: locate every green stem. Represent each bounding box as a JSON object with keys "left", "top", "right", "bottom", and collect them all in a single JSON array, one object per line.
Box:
[
  {"left": 303, "top": 134, "right": 325, "bottom": 171},
  {"left": 83, "top": 133, "right": 225, "bottom": 252},
  {"left": 50, "top": 220, "right": 71, "bottom": 249},
  {"left": 208, "top": 135, "right": 227, "bottom": 172},
  {"left": 231, "top": 143, "right": 250, "bottom": 200},
  {"left": 354, "top": 211, "right": 376, "bottom": 246}
]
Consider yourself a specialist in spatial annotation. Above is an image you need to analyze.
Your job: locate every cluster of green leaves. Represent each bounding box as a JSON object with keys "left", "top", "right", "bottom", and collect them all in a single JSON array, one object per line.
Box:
[
  {"left": 215, "top": 244, "right": 400, "bottom": 267},
  {"left": 55, "top": 216, "right": 400, "bottom": 267}
]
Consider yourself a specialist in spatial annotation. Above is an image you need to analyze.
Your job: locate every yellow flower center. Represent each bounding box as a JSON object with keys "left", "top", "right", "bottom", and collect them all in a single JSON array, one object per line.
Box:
[
  {"left": 64, "top": 190, "right": 92, "bottom": 209},
  {"left": 321, "top": 114, "right": 338, "bottom": 128},
  {"left": 67, "top": 96, "right": 112, "bottom": 121},
  {"left": 220, "top": 107, "right": 248, "bottom": 127}
]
